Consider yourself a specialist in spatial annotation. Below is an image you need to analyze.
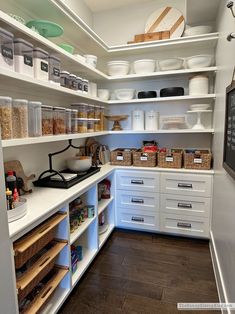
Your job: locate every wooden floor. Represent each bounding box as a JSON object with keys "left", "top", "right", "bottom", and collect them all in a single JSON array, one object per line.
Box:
[{"left": 59, "top": 229, "right": 219, "bottom": 314}]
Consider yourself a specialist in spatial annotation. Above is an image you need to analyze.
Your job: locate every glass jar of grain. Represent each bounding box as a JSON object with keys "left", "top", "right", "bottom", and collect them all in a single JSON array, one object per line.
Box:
[
  {"left": 41, "top": 105, "right": 53, "bottom": 136},
  {"left": 12, "top": 99, "right": 28, "bottom": 138},
  {"left": 0, "top": 96, "right": 12, "bottom": 140}
]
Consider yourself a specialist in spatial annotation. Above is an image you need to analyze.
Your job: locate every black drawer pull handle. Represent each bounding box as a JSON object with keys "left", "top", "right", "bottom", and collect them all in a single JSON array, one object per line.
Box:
[
  {"left": 178, "top": 183, "right": 193, "bottom": 189},
  {"left": 131, "top": 198, "right": 144, "bottom": 204},
  {"left": 177, "top": 203, "right": 192, "bottom": 209},
  {"left": 131, "top": 180, "right": 144, "bottom": 185},
  {"left": 177, "top": 222, "right": 192, "bottom": 228},
  {"left": 131, "top": 216, "right": 144, "bottom": 222}
]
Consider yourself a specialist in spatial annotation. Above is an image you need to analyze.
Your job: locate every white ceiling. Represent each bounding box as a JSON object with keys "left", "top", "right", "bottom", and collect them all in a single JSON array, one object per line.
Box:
[{"left": 83, "top": 0, "right": 153, "bottom": 13}]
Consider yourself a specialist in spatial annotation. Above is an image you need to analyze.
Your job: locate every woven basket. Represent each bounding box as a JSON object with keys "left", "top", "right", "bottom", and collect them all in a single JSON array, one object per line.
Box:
[
  {"left": 133, "top": 150, "right": 157, "bottom": 167},
  {"left": 184, "top": 150, "right": 212, "bottom": 170},
  {"left": 158, "top": 149, "right": 183, "bottom": 168},
  {"left": 110, "top": 148, "right": 136, "bottom": 166}
]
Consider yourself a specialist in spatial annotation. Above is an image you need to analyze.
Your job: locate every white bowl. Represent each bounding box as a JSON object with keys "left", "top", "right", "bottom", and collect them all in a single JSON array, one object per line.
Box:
[
  {"left": 133, "top": 59, "right": 155, "bottom": 74},
  {"left": 67, "top": 156, "right": 92, "bottom": 172},
  {"left": 107, "top": 61, "right": 130, "bottom": 76},
  {"left": 97, "top": 89, "right": 110, "bottom": 101},
  {"left": 186, "top": 55, "right": 213, "bottom": 69},
  {"left": 184, "top": 25, "right": 213, "bottom": 37},
  {"left": 84, "top": 54, "right": 97, "bottom": 68},
  {"left": 158, "top": 58, "right": 184, "bottom": 71},
  {"left": 190, "top": 104, "right": 211, "bottom": 111},
  {"left": 115, "top": 89, "right": 135, "bottom": 100}
]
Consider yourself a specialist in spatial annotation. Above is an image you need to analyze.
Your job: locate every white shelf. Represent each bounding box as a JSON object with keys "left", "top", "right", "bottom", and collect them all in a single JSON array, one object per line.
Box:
[
  {"left": 99, "top": 224, "right": 115, "bottom": 249},
  {"left": 110, "top": 129, "right": 214, "bottom": 134},
  {"left": 40, "top": 287, "right": 70, "bottom": 314},
  {"left": 72, "top": 248, "right": 97, "bottom": 287},
  {"left": 107, "top": 67, "right": 217, "bottom": 81},
  {"left": 70, "top": 216, "right": 96, "bottom": 245},
  {"left": 98, "top": 197, "right": 114, "bottom": 215},
  {"left": 108, "top": 94, "right": 216, "bottom": 104},
  {"left": 1, "top": 132, "right": 109, "bottom": 148}
]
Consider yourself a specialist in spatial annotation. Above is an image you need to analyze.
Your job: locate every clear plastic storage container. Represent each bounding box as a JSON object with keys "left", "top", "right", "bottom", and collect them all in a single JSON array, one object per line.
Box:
[
  {"left": 14, "top": 38, "right": 34, "bottom": 77},
  {"left": 0, "top": 96, "right": 12, "bottom": 139},
  {"left": 77, "top": 76, "right": 83, "bottom": 92},
  {"left": 49, "top": 55, "right": 61, "bottom": 85},
  {"left": 83, "top": 79, "right": 89, "bottom": 94},
  {"left": 69, "top": 74, "right": 78, "bottom": 90},
  {"left": 42, "top": 105, "right": 53, "bottom": 136},
  {"left": 0, "top": 27, "right": 14, "bottom": 70},
  {"left": 28, "top": 101, "right": 42, "bottom": 137},
  {"left": 94, "top": 106, "right": 101, "bottom": 131},
  {"left": 66, "top": 108, "right": 72, "bottom": 134},
  {"left": 71, "top": 103, "right": 88, "bottom": 119},
  {"left": 33, "top": 47, "right": 49, "bottom": 81},
  {"left": 53, "top": 107, "right": 66, "bottom": 134},
  {"left": 87, "top": 105, "right": 95, "bottom": 119},
  {"left": 100, "top": 106, "right": 105, "bottom": 131},
  {"left": 71, "top": 109, "right": 78, "bottom": 133},
  {"left": 12, "top": 99, "right": 28, "bottom": 138},
  {"left": 78, "top": 119, "right": 87, "bottom": 133},
  {"left": 87, "top": 120, "right": 94, "bottom": 133},
  {"left": 60, "top": 71, "right": 70, "bottom": 88}
]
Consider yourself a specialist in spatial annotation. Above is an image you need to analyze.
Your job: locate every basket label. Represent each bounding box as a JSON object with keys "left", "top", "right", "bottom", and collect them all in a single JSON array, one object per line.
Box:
[
  {"left": 166, "top": 157, "right": 173, "bottom": 162},
  {"left": 117, "top": 156, "right": 124, "bottom": 161},
  {"left": 140, "top": 156, "right": 148, "bottom": 161},
  {"left": 194, "top": 158, "right": 202, "bottom": 164}
]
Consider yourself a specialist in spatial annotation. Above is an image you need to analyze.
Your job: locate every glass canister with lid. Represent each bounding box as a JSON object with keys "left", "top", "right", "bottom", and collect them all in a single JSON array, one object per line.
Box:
[
  {"left": 48, "top": 55, "right": 61, "bottom": 85},
  {"left": 87, "top": 105, "right": 95, "bottom": 119},
  {"left": 14, "top": 38, "right": 34, "bottom": 77},
  {"left": 0, "top": 96, "right": 12, "bottom": 140},
  {"left": 28, "top": 101, "right": 42, "bottom": 137},
  {"left": 33, "top": 47, "right": 49, "bottom": 81},
  {"left": 66, "top": 108, "right": 72, "bottom": 134},
  {"left": 0, "top": 27, "right": 14, "bottom": 70},
  {"left": 53, "top": 107, "right": 66, "bottom": 134},
  {"left": 42, "top": 105, "right": 53, "bottom": 136},
  {"left": 71, "top": 109, "right": 78, "bottom": 133},
  {"left": 12, "top": 99, "right": 29, "bottom": 138}
]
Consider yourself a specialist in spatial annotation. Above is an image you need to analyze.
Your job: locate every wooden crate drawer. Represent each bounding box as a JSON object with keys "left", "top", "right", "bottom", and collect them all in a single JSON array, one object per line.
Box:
[
  {"left": 160, "top": 173, "right": 212, "bottom": 197},
  {"left": 116, "top": 171, "right": 160, "bottom": 192},
  {"left": 160, "top": 213, "right": 209, "bottom": 238},
  {"left": 117, "top": 208, "right": 160, "bottom": 231},
  {"left": 14, "top": 213, "right": 67, "bottom": 269},
  {"left": 117, "top": 190, "right": 159, "bottom": 211},
  {"left": 23, "top": 267, "right": 68, "bottom": 314},
  {"left": 160, "top": 194, "right": 211, "bottom": 218},
  {"left": 17, "top": 241, "right": 67, "bottom": 302}
]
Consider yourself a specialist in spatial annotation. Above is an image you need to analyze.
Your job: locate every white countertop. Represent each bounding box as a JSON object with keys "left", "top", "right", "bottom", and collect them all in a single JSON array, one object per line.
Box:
[{"left": 8, "top": 164, "right": 214, "bottom": 241}]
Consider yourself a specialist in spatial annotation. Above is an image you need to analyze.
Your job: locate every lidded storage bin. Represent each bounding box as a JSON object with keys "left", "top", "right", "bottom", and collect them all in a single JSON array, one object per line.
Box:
[
  {"left": 71, "top": 109, "right": 78, "bottom": 133},
  {"left": 60, "top": 71, "right": 70, "bottom": 88},
  {"left": 53, "top": 107, "right": 66, "bottom": 134},
  {"left": 14, "top": 38, "right": 34, "bottom": 77},
  {"left": 78, "top": 119, "right": 88, "bottom": 133},
  {"left": 41, "top": 105, "right": 53, "bottom": 135},
  {"left": 33, "top": 47, "right": 49, "bottom": 81},
  {"left": 48, "top": 55, "right": 61, "bottom": 85},
  {"left": 12, "top": 99, "right": 28, "bottom": 139},
  {"left": 0, "top": 96, "right": 12, "bottom": 139},
  {"left": 0, "top": 27, "right": 14, "bottom": 70},
  {"left": 28, "top": 101, "right": 42, "bottom": 137},
  {"left": 66, "top": 108, "right": 72, "bottom": 134}
]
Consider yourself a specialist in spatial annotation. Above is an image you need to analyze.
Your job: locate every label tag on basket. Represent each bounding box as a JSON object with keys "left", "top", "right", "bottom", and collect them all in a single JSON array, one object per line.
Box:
[
  {"left": 140, "top": 156, "right": 148, "bottom": 161},
  {"left": 166, "top": 157, "right": 173, "bottom": 162},
  {"left": 194, "top": 158, "right": 202, "bottom": 164},
  {"left": 117, "top": 156, "right": 124, "bottom": 161}
]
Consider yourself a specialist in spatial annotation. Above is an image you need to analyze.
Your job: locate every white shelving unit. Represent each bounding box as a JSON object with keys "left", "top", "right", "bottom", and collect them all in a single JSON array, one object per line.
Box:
[
  {"left": 98, "top": 197, "right": 114, "bottom": 215},
  {"left": 70, "top": 216, "right": 97, "bottom": 245},
  {"left": 109, "top": 129, "right": 215, "bottom": 134},
  {"left": 99, "top": 224, "right": 115, "bottom": 249}
]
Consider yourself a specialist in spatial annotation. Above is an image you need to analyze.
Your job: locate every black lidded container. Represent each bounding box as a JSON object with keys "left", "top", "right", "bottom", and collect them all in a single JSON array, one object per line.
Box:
[
  {"left": 160, "top": 87, "right": 184, "bottom": 97},
  {"left": 138, "top": 91, "right": 157, "bottom": 98}
]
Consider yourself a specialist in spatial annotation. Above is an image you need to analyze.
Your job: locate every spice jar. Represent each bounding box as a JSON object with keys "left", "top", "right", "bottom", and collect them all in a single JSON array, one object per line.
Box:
[
  {"left": 60, "top": 71, "right": 70, "bottom": 88},
  {"left": 83, "top": 79, "right": 89, "bottom": 94},
  {"left": 87, "top": 120, "right": 94, "bottom": 133},
  {"left": 0, "top": 96, "right": 12, "bottom": 140},
  {"left": 71, "top": 109, "right": 78, "bottom": 133},
  {"left": 33, "top": 47, "right": 49, "bottom": 81},
  {"left": 42, "top": 105, "right": 53, "bottom": 135},
  {"left": 14, "top": 38, "right": 34, "bottom": 77},
  {"left": 77, "top": 76, "right": 83, "bottom": 92},
  {"left": 66, "top": 108, "right": 72, "bottom": 134},
  {"left": 78, "top": 119, "right": 87, "bottom": 133},
  {"left": 53, "top": 107, "right": 66, "bottom": 134},
  {"left": 12, "top": 99, "right": 28, "bottom": 139},
  {"left": 69, "top": 74, "right": 78, "bottom": 90},
  {"left": 28, "top": 101, "right": 42, "bottom": 137},
  {"left": 49, "top": 55, "right": 61, "bottom": 85},
  {"left": 0, "top": 27, "right": 14, "bottom": 70},
  {"left": 87, "top": 105, "right": 95, "bottom": 119}
]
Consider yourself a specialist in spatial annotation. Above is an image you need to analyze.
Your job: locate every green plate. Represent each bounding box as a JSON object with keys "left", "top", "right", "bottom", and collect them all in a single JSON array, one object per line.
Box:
[{"left": 26, "top": 20, "right": 64, "bottom": 38}]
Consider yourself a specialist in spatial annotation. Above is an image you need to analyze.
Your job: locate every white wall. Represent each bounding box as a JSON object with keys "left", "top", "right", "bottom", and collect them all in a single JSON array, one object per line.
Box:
[
  {"left": 93, "top": 0, "right": 185, "bottom": 46},
  {"left": 61, "top": 0, "right": 93, "bottom": 27},
  {"left": 212, "top": 0, "right": 235, "bottom": 305}
]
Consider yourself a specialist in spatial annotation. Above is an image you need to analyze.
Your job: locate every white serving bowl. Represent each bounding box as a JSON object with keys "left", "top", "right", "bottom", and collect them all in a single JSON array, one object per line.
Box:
[
  {"left": 67, "top": 156, "right": 92, "bottom": 172},
  {"left": 184, "top": 25, "right": 213, "bottom": 37},
  {"left": 186, "top": 55, "right": 213, "bottom": 69},
  {"left": 84, "top": 54, "right": 97, "bottom": 68},
  {"left": 97, "top": 89, "right": 110, "bottom": 101},
  {"left": 107, "top": 61, "right": 130, "bottom": 76},
  {"left": 115, "top": 89, "right": 135, "bottom": 100},
  {"left": 190, "top": 104, "right": 211, "bottom": 111},
  {"left": 158, "top": 58, "right": 184, "bottom": 71},
  {"left": 133, "top": 59, "right": 155, "bottom": 74}
]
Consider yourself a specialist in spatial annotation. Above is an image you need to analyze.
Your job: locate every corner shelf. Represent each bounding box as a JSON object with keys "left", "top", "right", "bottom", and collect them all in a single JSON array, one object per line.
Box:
[
  {"left": 98, "top": 197, "right": 114, "bottom": 215},
  {"left": 70, "top": 216, "right": 96, "bottom": 245},
  {"left": 99, "top": 224, "right": 115, "bottom": 249}
]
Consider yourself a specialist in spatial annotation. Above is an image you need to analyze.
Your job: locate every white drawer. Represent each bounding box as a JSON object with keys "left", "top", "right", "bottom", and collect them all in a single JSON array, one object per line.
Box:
[
  {"left": 160, "top": 194, "right": 211, "bottom": 218},
  {"left": 160, "top": 173, "right": 212, "bottom": 197},
  {"left": 160, "top": 213, "right": 209, "bottom": 238},
  {"left": 117, "top": 207, "right": 160, "bottom": 231},
  {"left": 116, "top": 171, "right": 160, "bottom": 192},
  {"left": 117, "top": 190, "right": 159, "bottom": 211}
]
